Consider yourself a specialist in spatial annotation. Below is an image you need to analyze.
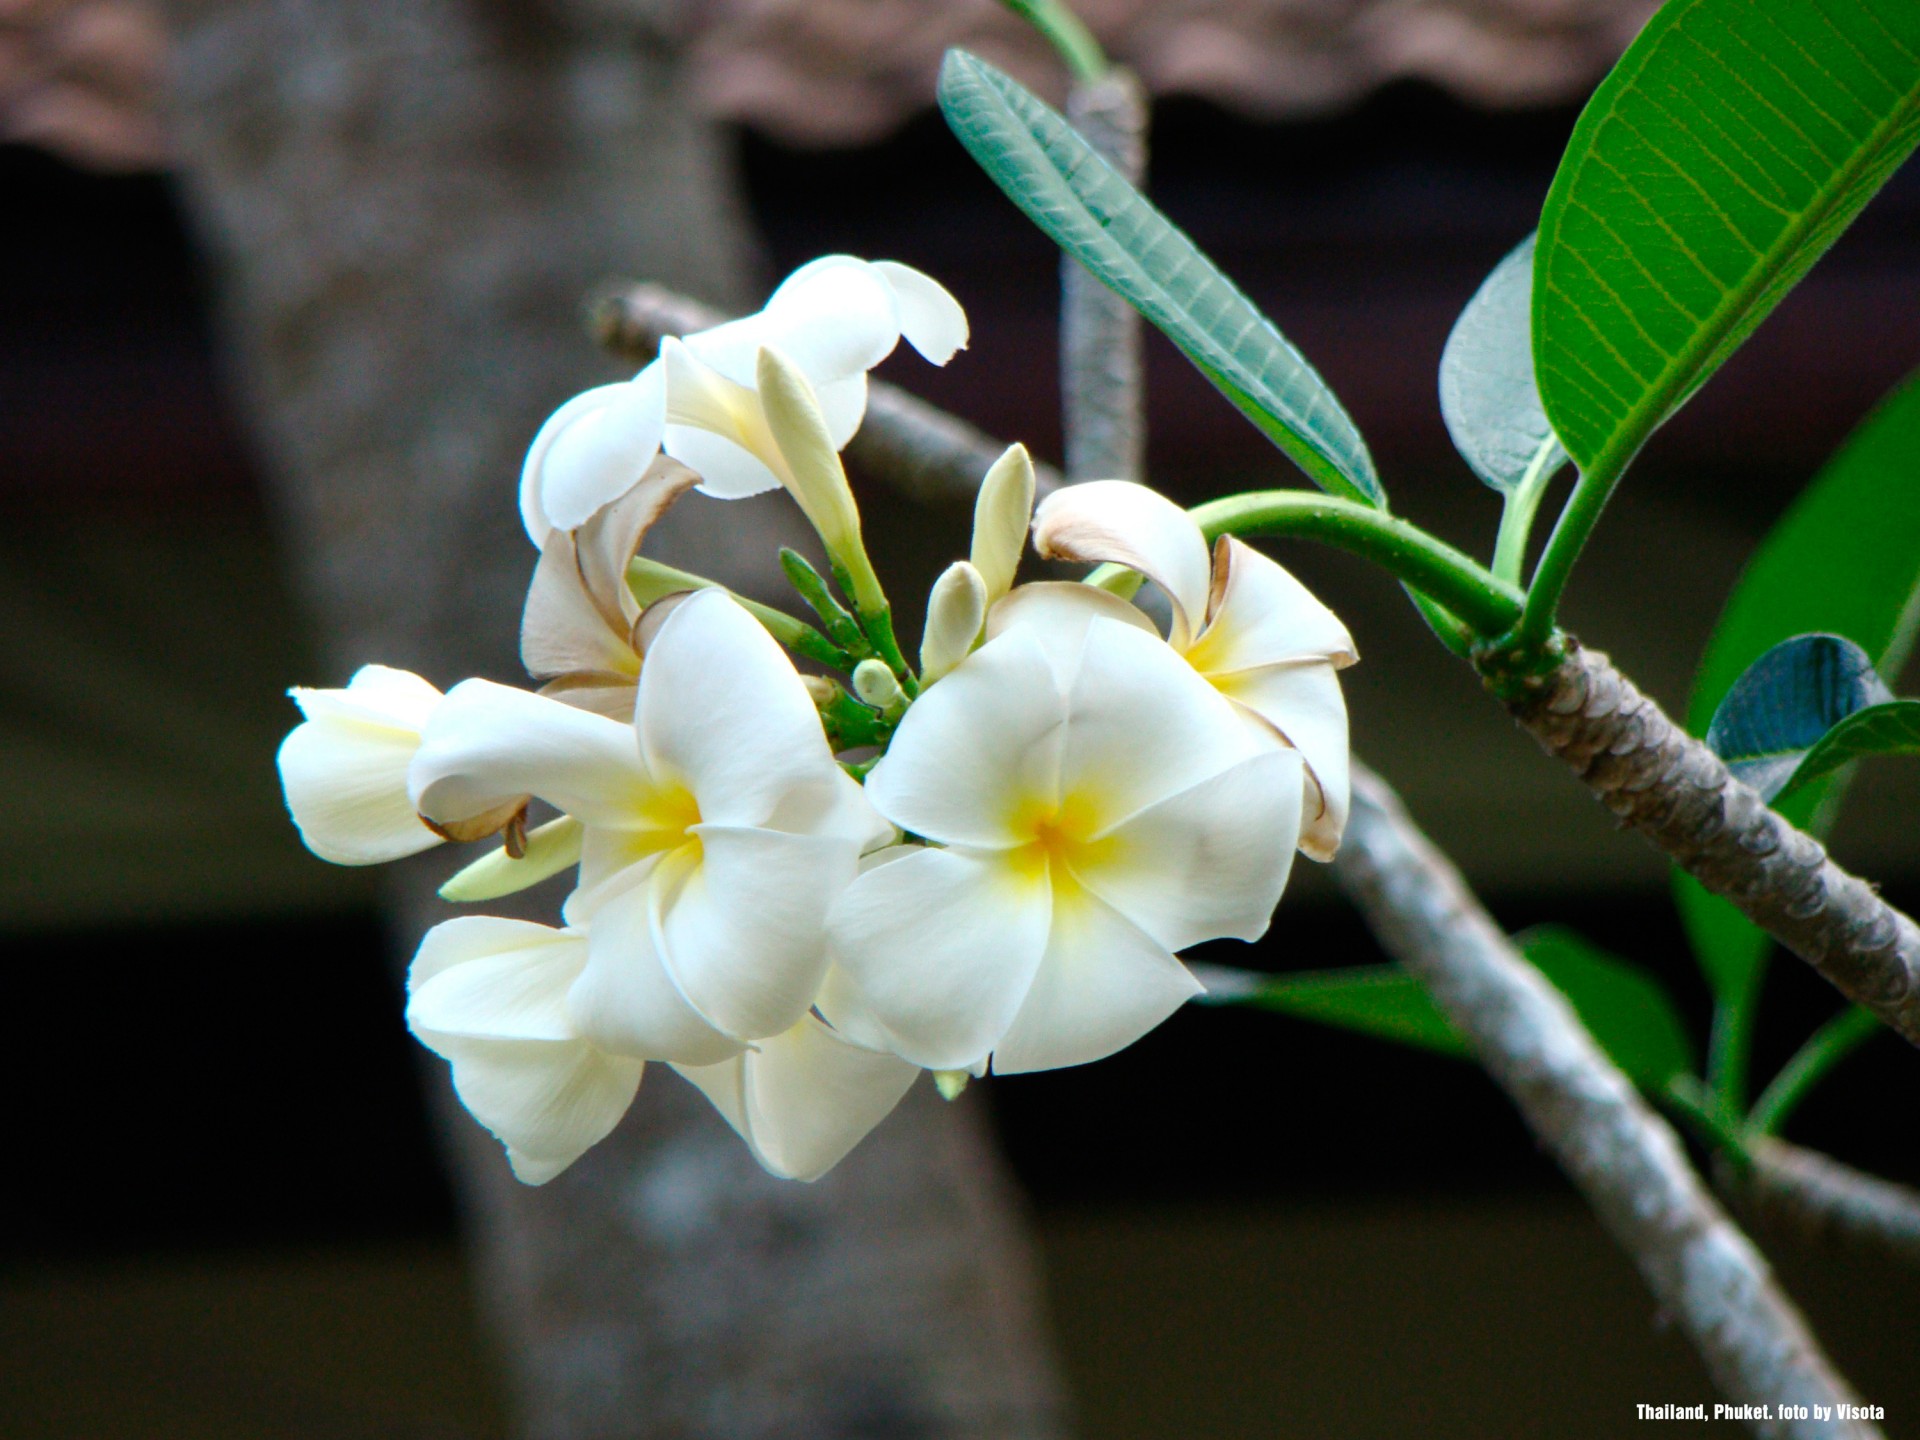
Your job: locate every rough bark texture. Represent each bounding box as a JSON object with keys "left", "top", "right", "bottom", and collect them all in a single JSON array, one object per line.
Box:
[
  {"left": 1335, "top": 765, "right": 1876, "bottom": 1440},
  {"left": 1493, "top": 642, "right": 1920, "bottom": 1048},
  {"left": 1059, "top": 69, "right": 1145, "bottom": 485},
  {"left": 160, "top": 4, "right": 1071, "bottom": 1436},
  {"left": 593, "top": 283, "right": 1065, "bottom": 502},
  {"left": 1727, "top": 1140, "right": 1920, "bottom": 1272}
]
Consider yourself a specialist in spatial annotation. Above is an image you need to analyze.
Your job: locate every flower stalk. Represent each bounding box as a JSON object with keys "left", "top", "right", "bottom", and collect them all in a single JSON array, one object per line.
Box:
[{"left": 1191, "top": 491, "right": 1525, "bottom": 638}]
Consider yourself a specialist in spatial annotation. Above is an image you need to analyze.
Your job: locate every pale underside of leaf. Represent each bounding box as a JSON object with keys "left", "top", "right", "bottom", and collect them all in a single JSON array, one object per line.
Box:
[{"left": 1439, "top": 231, "right": 1568, "bottom": 495}]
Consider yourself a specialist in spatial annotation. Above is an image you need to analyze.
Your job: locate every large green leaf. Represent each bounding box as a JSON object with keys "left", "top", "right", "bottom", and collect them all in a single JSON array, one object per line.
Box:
[
  {"left": 1784, "top": 699, "right": 1920, "bottom": 796},
  {"left": 1705, "top": 634, "right": 1893, "bottom": 800},
  {"left": 1438, "top": 232, "right": 1567, "bottom": 495},
  {"left": 1677, "top": 371, "right": 1920, "bottom": 999},
  {"left": 1204, "top": 928, "right": 1693, "bottom": 1090},
  {"left": 1533, "top": 0, "right": 1920, "bottom": 480},
  {"left": 937, "top": 50, "right": 1382, "bottom": 506}
]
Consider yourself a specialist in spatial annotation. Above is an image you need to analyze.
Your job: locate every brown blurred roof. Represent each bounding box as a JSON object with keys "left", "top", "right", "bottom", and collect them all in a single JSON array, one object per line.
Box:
[{"left": 688, "top": 0, "right": 1660, "bottom": 146}]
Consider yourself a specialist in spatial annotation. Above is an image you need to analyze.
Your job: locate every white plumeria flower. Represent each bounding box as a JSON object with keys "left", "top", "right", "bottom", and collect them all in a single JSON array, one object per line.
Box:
[
  {"left": 279, "top": 664, "right": 471, "bottom": 864},
  {"left": 673, "top": 970, "right": 919, "bottom": 1182},
  {"left": 407, "top": 916, "right": 643, "bottom": 1185},
  {"left": 519, "top": 256, "right": 967, "bottom": 545},
  {"left": 409, "top": 589, "right": 889, "bottom": 1067},
  {"left": 520, "top": 458, "right": 700, "bottom": 720},
  {"left": 1030, "top": 480, "right": 1358, "bottom": 861},
  {"left": 829, "top": 616, "right": 1305, "bottom": 1074}
]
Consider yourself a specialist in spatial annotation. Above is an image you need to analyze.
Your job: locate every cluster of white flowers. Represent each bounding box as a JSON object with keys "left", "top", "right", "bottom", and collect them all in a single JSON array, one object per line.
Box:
[{"left": 277, "top": 256, "right": 1356, "bottom": 1185}]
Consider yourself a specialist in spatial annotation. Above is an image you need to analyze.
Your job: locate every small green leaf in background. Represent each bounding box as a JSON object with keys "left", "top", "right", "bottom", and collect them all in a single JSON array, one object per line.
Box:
[
  {"left": 1197, "top": 927, "right": 1693, "bottom": 1091},
  {"left": 1194, "top": 963, "right": 1468, "bottom": 1058},
  {"left": 1786, "top": 700, "right": 1920, "bottom": 796},
  {"left": 1533, "top": 0, "right": 1920, "bottom": 482},
  {"left": 1677, "top": 369, "right": 1920, "bottom": 1004},
  {"left": 936, "top": 49, "right": 1383, "bottom": 507},
  {"left": 1705, "top": 634, "right": 1893, "bottom": 801},
  {"left": 1438, "top": 232, "right": 1567, "bottom": 496}
]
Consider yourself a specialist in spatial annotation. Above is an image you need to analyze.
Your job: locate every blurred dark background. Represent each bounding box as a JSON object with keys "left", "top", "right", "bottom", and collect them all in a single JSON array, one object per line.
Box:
[{"left": 6, "top": 11, "right": 1920, "bottom": 1440}]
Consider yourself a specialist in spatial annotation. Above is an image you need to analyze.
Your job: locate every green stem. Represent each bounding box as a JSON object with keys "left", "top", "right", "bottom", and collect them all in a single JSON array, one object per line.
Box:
[
  {"left": 628, "top": 558, "right": 849, "bottom": 668},
  {"left": 777, "top": 549, "right": 870, "bottom": 660},
  {"left": 997, "top": 0, "right": 1107, "bottom": 81},
  {"left": 1491, "top": 442, "right": 1561, "bottom": 586},
  {"left": 1747, "top": 1007, "right": 1881, "bottom": 1138},
  {"left": 859, "top": 604, "right": 921, "bottom": 699},
  {"left": 1193, "top": 492, "right": 1525, "bottom": 638},
  {"left": 1662, "top": 1073, "right": 1752, "bottom": 1164},
  {"left": 1707, "top": 956, "right": 1768, "bottom": 1118},
  {"left": 1515, "top": 449, "right": 1629, "bottom": 645}
]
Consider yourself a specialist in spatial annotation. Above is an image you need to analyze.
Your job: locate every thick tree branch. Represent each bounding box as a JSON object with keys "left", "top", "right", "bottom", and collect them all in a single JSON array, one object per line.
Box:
[
  {"left": 1336, "top": 764, "right": 1877, "bottom": 1439},
  {"left": 1060, "top": 69, "right": 1145, "bottom": 484},
  {"left": 1490, "top": 641, "right": 1920, "bottom": 1049},
  {"left": 590, "top": 284, "right": 1063, "bottom": 503},
  {"left": 1725, "top": 1140, "right": 1920, "bottom": 1271}
]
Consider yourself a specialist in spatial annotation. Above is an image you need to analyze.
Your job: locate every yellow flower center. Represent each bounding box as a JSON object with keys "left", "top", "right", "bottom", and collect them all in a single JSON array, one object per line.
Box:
[
  {"left": 604, "top": 781, "right": 704, "bottom": 871},
  {"left": 1007, "top": 790, "right": 1114, "bottom": 885}
]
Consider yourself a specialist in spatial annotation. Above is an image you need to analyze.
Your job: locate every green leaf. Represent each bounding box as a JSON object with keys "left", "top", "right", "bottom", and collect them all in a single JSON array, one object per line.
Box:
[
  {"left": 1204, "top": 964, "right": 1468, "bottom": 1058},
  {"left": 1439, "top": 232, "right": 1568, "bottom": 496},
  {"left": 1514, "top": 926, "right": 1696, "bottom": 1089},
  {"left": 1783, "top": 699, "right": 1920, "bottom": 797},
  {"left": 1203, "top": 928, "right": 1694, "bottom": 1090},
  {"left": 1533, "top": 0, "right": 1920, "bottom": 481},
  {"left": 937, "top": 49, "right": 1382, "bottom": 506},
  {"left": 1677, "top": 369, "right": 1920, "bottom": 1000},
  {"left": 1705, "top": 634, "right": 1893, "bottom": 800}
]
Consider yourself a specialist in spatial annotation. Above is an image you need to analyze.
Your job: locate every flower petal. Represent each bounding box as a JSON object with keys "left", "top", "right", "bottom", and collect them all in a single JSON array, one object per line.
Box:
[
  {"left": 292, "top": 665, "right": 443, "bottom": 730},
  {"left": 1032, "top": 480, "right": 1212, "bottom": 649},
  {"left": 1073, "top": 749, "right": 1302, "bottom": 951},
  {"left": 813, "top": 961, "right": 899, "bottom": 1054},
  {"left": 990, "top": 880, "right": 1201, "bottom": 1075},
  {"left": 664, "top": 424, "right": 787, "bottom": 500},
  {"left": 829, "top": 845, "right": 1051, "bottom": 1071},
  {"left": 658, "top": 824, "right": 852, "bottom": 1041},
  {"left": 755, "top": 255, "right": 902, "bottom": 381},
  {"left": 1056, "top": 616, "right": 1259, "bottom": 831},
  {"left": 872, "top": 260, "right": 969, "bottom": 365},
  {"left": 525, "top": 367, "right": 668, "bottom": 540},
  {"left": 406, "top": 917, "right": 644, "bottom": 1184},
  {"left": 637, "top": 589, "right": 846, "bottom": 830},
  {"left": 1212, "top": 659, "right": 1351, "bottom": 861},
  {"left": 862, "top": 625, "right": 1066, "bottom": 849},
  {"left": 1188, "top": 536, "right": 1357, "bottom": 674},
  {"left": 565, "top": 859, "right": 745, "bottom": 1065},
  {"left": 279, "top": 669, "right": 445, "bottom": 865},
  {"left": 984, "top": 580, "right": 1155, "bottom": 679},
  {"left": 673, "top": 1013, "right": 919, "bottom": 1181},
  {"left": 661, "top": 338, "right": 790, "bottom": 499},
  {"left": 412, "top": 678, "right": 647, "bottom": 829},
  {"left": 814, "top": 373, "right": 869, "bottom": 450}
]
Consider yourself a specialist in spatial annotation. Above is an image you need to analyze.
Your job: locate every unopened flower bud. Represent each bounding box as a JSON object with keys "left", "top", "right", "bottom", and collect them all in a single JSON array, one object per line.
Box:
[
  {"left": 919, "top": 561, "right": 988, "bottom": 682},
  {"left": 970, "top": 443, "right": 1035, "bottom": 605},
  {"left": 852, "top": 658, "right": 904, "bottom": 711},
  {"left": 933, "top": 1069, "right": 970, "bottom": 1101},
  {"left": 757, "top": 346, "right": 883, "bottom": 611},
  {"left": 802, "top": 674, "right": 840, "bottom": 708}
]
